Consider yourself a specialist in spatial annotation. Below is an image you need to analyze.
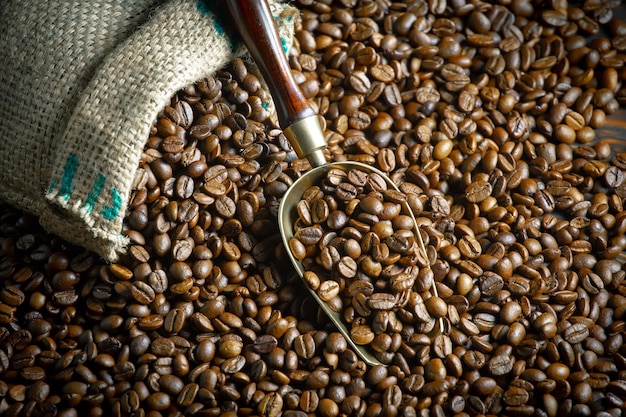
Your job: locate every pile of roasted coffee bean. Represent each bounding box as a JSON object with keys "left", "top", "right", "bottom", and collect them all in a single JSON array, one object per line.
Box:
[
  {"left": 2, "top": 0, "right": 626, "bottom": 416},
  {"left": 290, "top": 167, "right": 445, "bottom": 360}
]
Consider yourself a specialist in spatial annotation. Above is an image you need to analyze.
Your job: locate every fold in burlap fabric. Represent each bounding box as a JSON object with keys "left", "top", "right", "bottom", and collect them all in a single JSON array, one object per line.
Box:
[{"left": 0, "top": 0, "right": 297, "bottom": 261}]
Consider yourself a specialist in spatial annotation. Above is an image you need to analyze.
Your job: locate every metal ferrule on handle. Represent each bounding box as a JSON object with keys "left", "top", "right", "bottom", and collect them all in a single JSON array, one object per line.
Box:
[
  {"left": 283, "top": 115, "right": 327, "bottom": 167},
  {"left": 224, "top": 0, "right": 328, "bottom": 167}
]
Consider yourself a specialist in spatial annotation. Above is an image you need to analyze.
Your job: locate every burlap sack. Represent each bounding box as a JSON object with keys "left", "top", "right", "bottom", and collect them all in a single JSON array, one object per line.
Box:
[{"left": 0, "top": 0, "right": 297, "bottom": 261}]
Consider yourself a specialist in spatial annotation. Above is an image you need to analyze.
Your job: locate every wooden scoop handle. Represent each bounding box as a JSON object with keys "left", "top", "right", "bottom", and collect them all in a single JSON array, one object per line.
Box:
[
  {"left": 224, "top": 0, "right": 315, "bottom": 128},
  {"left": 224, "top": 0, "right": 327, "bottom": 167}
]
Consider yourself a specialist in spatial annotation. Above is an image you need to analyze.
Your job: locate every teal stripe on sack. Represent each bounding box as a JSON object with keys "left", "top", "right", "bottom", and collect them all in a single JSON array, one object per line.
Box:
[
  {"left": 60, "top": 154, "right": 79, "bottom": 201},
  {"left": 196, "top": 0, "right": 242, "bottom": 48},
  {"left": 196, "top": 0, "right": 225, "bottom": 35},
  {"left": 82, "top": 173, "right": 106, "bottom": 214},
  {"left": 101, "top": 188, "right": 123, "bottom": 220},
  {"left": 195, "top": 0, "right": 213, "bottom": 16}
]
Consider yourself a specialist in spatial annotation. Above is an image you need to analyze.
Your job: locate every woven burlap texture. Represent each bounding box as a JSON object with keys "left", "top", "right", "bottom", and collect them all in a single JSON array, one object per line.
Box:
[{"left": 0, "top": 0, "right": 297, "bottom": 261}]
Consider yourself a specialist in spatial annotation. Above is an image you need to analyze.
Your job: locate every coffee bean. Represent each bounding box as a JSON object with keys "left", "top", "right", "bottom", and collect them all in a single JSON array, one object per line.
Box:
[
  {"left": 351, "top": 325, "right": 375, "bottom": 345},
  {"left": 131, "top": 281, "right": 155, "bottom": 304},
  {"left": 348, "top": 71, "right": 371, "bottom": 94},
  {"left": 318, "top": 280, "right": 341, "bottom": 302},
  {"left": 466, "top": 181, "right": 492, "bottom": 203},
  {"left": 370, "top": 65, "right": 395, "bottom": 83},
  {"left": 564, "top": 322, "right": 590, "bottom": 344}
]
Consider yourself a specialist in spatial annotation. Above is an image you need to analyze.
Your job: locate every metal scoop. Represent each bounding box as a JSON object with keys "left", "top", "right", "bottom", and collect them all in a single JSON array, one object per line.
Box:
[{"left": 225, "top": 0, "right": 445, "bottom": 366}]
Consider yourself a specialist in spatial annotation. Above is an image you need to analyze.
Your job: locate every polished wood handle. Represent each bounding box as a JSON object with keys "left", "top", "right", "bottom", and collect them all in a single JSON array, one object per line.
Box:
[{"left": 224, "top": 0, "right": 315, "bottom": 128}]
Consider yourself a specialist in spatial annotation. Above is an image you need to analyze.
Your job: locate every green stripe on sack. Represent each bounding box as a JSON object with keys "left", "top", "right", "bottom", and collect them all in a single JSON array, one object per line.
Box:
[
  {"left": 196, "top": 0, "right": 241, "bottom": 47},
  {"left": 82, "top": 173, "right": 106, "bottom": 214},
  {"left": 59, "top": 154, "right": 79, "bottom": 201},
  {"left": 196, "top": 0, "right": 227, "bottom": 36},
  {"left": 101, "top": 188, "right": 123, "bottom": 220}
]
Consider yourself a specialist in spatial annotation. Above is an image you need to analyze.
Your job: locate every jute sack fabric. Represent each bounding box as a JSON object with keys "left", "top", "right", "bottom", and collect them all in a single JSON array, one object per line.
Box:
[{"left": 0, "top": 0, "right": 297, "bottom": 261}]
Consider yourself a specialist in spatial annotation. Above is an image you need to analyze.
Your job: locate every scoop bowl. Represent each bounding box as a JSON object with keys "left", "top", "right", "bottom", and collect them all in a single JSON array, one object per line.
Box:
[{"left": 279, "top": 162, "right": 388, "bottom": 366}]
